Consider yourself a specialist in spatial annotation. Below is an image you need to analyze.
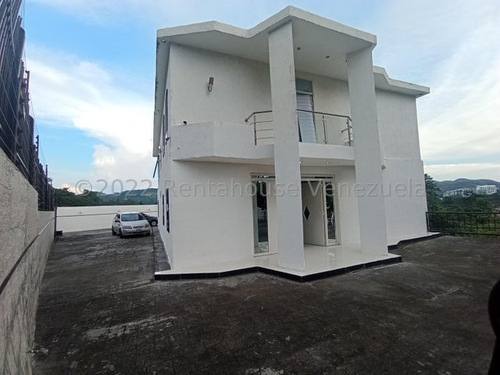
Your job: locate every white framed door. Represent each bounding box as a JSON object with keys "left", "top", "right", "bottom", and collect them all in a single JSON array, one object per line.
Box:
[
  {"left": 301, "top": 180, "right": 327, "bottom": 246},
  {"left": 301, "top": 178, "right": 337, "bottom": 247}
]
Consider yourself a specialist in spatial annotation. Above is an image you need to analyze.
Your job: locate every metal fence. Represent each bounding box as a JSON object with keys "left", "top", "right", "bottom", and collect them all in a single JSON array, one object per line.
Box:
[
  {"left": 426, "top": 211, "right": 500, "bottom": 235},
  {"left": 0, "top": 0, "right": 53, "bottom": 210}
]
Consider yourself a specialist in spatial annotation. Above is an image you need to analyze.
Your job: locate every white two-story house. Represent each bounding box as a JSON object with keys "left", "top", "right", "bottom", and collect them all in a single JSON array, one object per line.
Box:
[{"left": 153, "top": 7, "right": 430, "bottom": 281}]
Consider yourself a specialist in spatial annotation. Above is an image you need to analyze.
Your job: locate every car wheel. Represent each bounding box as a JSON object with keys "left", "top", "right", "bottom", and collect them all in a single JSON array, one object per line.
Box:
[
  {"left": 150, "top": 219, "right": 158, "bottom": 227},
  {"left": 112, "top": 227, "right": 116, "bottom": 235},
  {"left": 119, "top": 229, "right": 123, "bottom": 238}
]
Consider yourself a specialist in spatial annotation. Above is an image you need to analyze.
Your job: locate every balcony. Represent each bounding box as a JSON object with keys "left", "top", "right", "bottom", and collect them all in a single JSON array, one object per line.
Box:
[
  {"left": 244, "top": 109, "right": 353, "bottom": 146},
  {"left": 170, "top": 110, "right": 355, "bottom": 166},
  {"left": 170, "top": 121, "right": 273, "bottom": 163}
]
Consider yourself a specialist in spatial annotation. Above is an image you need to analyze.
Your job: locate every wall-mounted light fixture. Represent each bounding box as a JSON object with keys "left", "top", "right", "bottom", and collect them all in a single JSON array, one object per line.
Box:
[{"left": 208, "top": 76, "right": 214, "bottom": 92}]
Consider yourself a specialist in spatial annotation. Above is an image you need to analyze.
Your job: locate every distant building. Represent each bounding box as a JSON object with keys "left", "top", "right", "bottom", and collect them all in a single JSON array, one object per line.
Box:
[
  {"left": 443, "top": 185, "right": 498, "bottom": 197},
  {"left": 443, "top": 188, "right": 474, "bottom": 198},
  {"left": 476, "top": 185, "right": 498, "bottom": 196}
]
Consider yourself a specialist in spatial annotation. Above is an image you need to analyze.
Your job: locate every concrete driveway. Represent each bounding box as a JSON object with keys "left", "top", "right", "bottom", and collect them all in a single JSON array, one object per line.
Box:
[{"left": 33, "top": 231, "right": 499, "bottom": 374}]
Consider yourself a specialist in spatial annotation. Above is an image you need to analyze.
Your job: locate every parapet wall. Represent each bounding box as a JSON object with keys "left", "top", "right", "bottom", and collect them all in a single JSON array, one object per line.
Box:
[
  {"left": 56, "top": 205, "right": 158, "bottom": 233},
  {"left": 0, "top": 149, "right": 55, "bottom": 375}
]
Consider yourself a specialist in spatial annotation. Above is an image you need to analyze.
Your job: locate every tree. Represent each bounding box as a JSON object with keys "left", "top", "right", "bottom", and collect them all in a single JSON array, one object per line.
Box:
[
  {"left": 54, "top": 187, "right": 77, "bottom": 207},
  {"left": 425, "top": 174, "right": 441, "bottom": 212},
  {"left": 54, "top": 187, "right": 103, "bottom": 207}
]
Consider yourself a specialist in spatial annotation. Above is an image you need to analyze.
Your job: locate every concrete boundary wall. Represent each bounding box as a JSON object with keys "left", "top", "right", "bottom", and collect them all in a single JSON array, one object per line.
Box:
[
  {"left": 0, "top": 148, "right": 55, "bottom": 375},
  {"left": 56, "top": 205, "right": 159, "bottom": 233}
]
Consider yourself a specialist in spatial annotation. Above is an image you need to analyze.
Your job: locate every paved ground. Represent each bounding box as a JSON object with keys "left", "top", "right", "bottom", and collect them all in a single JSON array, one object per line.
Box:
[{"left": 32, "top": 230, "right": 499, "bottom": 374}]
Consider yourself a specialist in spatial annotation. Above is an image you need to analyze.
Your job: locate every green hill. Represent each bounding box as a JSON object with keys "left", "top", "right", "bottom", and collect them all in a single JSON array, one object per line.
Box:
[
  {"left": 55, "top": 187, "right": 157, "bottom": 206},
  {"left": 99, "top": 189, "right": 158, "bottom": 205}
]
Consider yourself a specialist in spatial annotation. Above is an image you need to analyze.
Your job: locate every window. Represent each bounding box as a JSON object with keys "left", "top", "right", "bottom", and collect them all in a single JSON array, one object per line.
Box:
[
  {"left": 295, "top": 79, "right": 316, "bottom": 143},
  {"left": 162, "top": 89, "right": 169, "bottom": 157},
  {"left": 162, "top": 194, "right": 165, "bottom": 226},
  {"left": 121, "top": 213, "right": 143, "bottom": 221},
  {"left": 296, "top": 78, "right": 313, "bottom": 93},
  {"left": 165, "top": 189, "right": 170, "bottom": 233}
]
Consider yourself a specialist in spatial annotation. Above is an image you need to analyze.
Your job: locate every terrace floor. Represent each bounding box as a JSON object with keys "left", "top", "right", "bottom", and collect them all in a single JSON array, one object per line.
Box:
[{"left": 33, "top": 230, "right": 499, "bottom": 374}]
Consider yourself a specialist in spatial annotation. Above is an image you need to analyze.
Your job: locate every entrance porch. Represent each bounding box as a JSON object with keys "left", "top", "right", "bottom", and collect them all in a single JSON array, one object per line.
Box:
[{"left": 154, "top": 243, "right": 401, "bottom": 282}]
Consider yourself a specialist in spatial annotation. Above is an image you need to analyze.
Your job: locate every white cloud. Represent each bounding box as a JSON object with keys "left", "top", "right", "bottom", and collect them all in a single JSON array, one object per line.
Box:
[
  {"left": 417, "top": 4, "right": 500, "bottom": 157},
  {"left": 90, "top": 145, "right": 156, "bottom": 193},
  {"left": 372, "top": 0, "right": 500, "bottom": 181},
  {"left": 27, "top": 46, "right": 156, "bottom": 190},
  {"left": 372, "top": 0, "right": 496, "bottom": 80}
]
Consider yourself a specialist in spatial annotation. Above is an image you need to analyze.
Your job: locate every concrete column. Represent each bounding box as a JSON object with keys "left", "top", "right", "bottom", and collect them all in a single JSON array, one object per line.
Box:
[
  {"left": 268, "top": 22, "right": 305, "bottom": 271},
  {"left": 347, "top": 47, "right": 388, "bottom": 255}
]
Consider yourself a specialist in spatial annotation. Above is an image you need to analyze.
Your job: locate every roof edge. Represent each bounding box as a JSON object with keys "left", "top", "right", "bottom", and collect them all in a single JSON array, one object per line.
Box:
[
  {"left": 373, "top": 66, "right": 430, "bottom": 97},
  {"left": 156, "top": 6, "right": 376, "bottom": 45}
]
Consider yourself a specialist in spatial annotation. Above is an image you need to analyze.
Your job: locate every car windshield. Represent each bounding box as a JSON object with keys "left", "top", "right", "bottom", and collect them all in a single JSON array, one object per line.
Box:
[{"left": 121, "top": 213, "right": 142, "bottom": 222}]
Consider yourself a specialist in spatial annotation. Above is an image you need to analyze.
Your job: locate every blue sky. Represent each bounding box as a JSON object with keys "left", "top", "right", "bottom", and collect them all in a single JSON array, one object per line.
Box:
[{"left": 22, "top": 0, "right": 500, "bottom": 190}]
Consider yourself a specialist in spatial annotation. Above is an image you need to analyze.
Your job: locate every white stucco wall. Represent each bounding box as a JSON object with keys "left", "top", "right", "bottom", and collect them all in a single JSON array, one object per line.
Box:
[
  {"left": 56, "top": 205, "right": 158, "bottom": 233},
  {"left": 376, "top": 89, "right": 428, "bottom": 244},
  {"left": 331, "top": 167, "right": 361, "bottom": 245},
  {"left": 376, "top": 89, "right": 422, "bottom": 160},
  {"left": 157, "top": 56, "right": 174, "bottom": 266},
  {"left": 168, "top": 161, "right": 257, "bottom": 269},
  {"left": 157, "top": 157, "right": 173, "bottom": 267},
  {"left": 382, "top": 159, "right": 428, "bottom": 244},
  {"left": 169, "top": 44, "right": 272, "bottom": 127}
]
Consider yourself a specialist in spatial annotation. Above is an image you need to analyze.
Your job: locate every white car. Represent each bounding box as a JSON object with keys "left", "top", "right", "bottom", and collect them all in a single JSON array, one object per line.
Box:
[{"left": 112, "top": 212, "right": 151, "bottom": 237}]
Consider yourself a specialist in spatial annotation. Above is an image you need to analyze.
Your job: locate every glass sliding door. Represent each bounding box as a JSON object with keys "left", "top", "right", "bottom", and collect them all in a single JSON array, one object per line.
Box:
[
  {"left": 252, "top": 180, "right": 269, "bottom": 254},
  {"left": 325, "top": 181, "right": 336, "bottom": 244}
]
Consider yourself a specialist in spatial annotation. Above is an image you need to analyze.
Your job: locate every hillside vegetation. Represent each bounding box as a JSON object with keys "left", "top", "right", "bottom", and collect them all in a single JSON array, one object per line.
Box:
[{"left": 54, "top": 188, "right": 157, "bottom": 207}]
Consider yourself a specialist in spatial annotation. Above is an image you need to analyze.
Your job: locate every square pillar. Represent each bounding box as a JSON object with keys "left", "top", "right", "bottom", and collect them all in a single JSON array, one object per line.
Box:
[
  {"left": 268, "top": 22, "right": 305, "bottom": 271},
  {"left": 347, "top": 47, "right": 388, "bottom": 255}
]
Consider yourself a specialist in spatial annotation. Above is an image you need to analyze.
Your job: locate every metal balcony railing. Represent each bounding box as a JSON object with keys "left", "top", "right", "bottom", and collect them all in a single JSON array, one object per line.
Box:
[
  {"left": 244, "top": 110, "right": 353, "bottom": 146},
  {"left": 426, "top": 211, "right": 500, "bottom": 235}
]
